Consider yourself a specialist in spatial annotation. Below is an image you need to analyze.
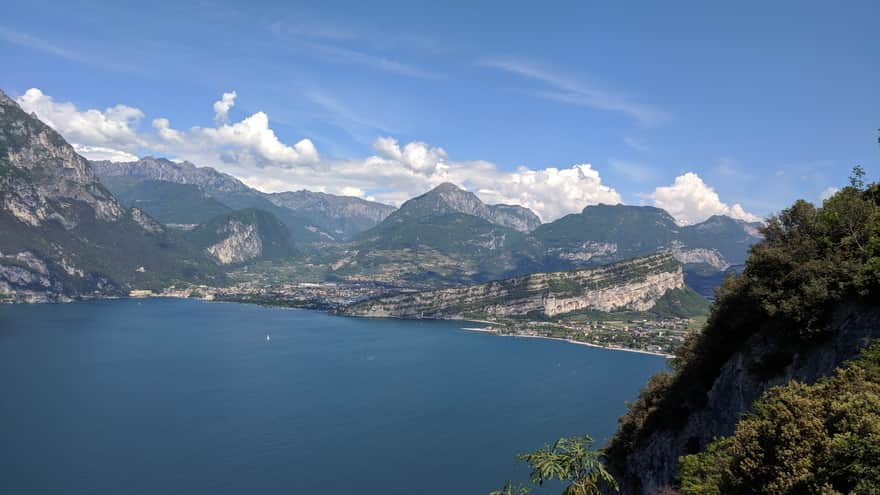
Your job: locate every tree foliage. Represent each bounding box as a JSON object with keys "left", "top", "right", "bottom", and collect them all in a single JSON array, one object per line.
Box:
[
  {"left": 678, "top": 341, "right": 880, "bottom": 495},
  {"left": 607, "top": 169, "right": 880, "bottom": 476},
  {"left": 491, "top": 435, "right": 618, "bottom": 495}
]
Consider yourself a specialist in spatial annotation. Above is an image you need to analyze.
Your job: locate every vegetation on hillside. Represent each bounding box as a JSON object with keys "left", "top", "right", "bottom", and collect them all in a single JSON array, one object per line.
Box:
[
  {"left": 490, "top": 167, "right": 879, "bottom": 495},
  {"left": 678, "top": 341, "right": 880, "bottom": 494},
  {"left": 184, "top": 208, "right": 296, "bottom": 262},
  {"left": 605, "top": 170, "right": 880, "bottom": 478},
  {"left": 491, "top": 435, "right": 618, "bottom": 495},
  {"left": 100, "top": 177, "right": 232, "bottom": 225}
]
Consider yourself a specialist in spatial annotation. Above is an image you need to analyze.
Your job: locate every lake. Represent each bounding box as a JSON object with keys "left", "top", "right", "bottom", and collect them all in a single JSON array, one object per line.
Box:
[{"left": 0, "top": 298, "right": 666, "bottom": 494}]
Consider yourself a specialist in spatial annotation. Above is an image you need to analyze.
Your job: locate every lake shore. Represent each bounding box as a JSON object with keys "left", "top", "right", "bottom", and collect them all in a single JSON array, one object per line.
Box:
[{"left": 458, "top": 325, "right": 674, "bottom": 358}]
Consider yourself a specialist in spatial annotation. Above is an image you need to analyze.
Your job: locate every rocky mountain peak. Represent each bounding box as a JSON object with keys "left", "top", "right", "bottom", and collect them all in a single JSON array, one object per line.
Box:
[
  {"left": 395, "top": 182, "right": 541, "bottom": 232},
  {"left": 0, "top": 89, "right": 14, "bottom": 106},
  {"left": 92, "top": 156, "right": 251, "bottom": 194},
  {"left": 0, "top": 90, "right": 124, "bottom": 226}
]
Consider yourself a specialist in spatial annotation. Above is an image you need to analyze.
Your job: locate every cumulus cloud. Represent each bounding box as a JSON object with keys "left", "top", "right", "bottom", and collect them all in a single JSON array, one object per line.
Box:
[
  {"left": 17, "top": 88, "right": 626, "bottom": 221},
  {"left": 212, "top": 91, "right": 236, "bottom": 123},
  {"left": 468, "top": 163, "right": 622, "bottom": 221},
  {"left": 71, "top": 144, "right": 139, "bottom": 162},
  {"left": 647, "top": 172, "right": 760, "bottom": 225},
  {"left": 820, "top": 187, "right": 840, "bottom": 201},
  {"left": 16, "top": 88, "right": 144, "bottom": 150},
  {"left": 184, "top": 112, "right": 320, "bottom": 166},
  {"left": 372, "top": 137, "right": 447, "bottom": 174},
  {"left": 236, "top": 139, "right": 621, "bottom": 221},
  {"left": 18, "top": 88, "right": 320, "bottom": 169},
  {"left": 151, "top": 118, "right": 183, "bottom": 143}
]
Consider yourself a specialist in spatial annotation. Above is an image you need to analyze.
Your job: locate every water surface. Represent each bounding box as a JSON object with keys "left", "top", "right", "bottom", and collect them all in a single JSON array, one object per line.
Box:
[{"left": 0, "top": 299, "right": 665, "bottom": 494}]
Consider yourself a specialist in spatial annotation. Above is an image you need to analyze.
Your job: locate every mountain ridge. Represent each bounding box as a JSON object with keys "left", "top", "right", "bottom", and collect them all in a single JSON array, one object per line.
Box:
[
  {"left": 0, "top": 89, "right": 222, "bottom": 301},
  {"left": 93, "top": 156, "right": 396, "bottom": 240},
  {"left": 342, "top": 251, "right": 690, "bottom": 319}
]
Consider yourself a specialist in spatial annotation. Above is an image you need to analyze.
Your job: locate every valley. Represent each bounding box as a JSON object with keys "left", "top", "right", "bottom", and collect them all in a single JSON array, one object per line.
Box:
[{"left": 0, "top": 87, "right": 748, "bottom": 356}]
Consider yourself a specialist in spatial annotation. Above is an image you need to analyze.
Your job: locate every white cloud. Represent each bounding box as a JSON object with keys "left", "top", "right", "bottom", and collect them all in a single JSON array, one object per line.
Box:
[
  {"left": 19, "top": 88, "right": 624, "bottom": 220},
  {"left": 71, "top": 144, "right": 139, "bottom": 162},
  {"left": 151, "top": 118, "right": 184, "bottom": 143},
  {"left": 17, "top": 88, "right": 144, "bottom": 150},
  {"left": 467, "top": 163, "right": 622, "bottom": 221},
  {"left": 372, "top": 137, "right": 447, "bottom": 174},
  {"left": 213, "top": 91, "right": 236, "bottom": 123},
  {"left": 18, "top": 88, "right": 320, "bottom": 170},
  {"left": 186, "top": 112, "right": 320, "bottom": 166},
  {"left": 820, "top": 187, "right": 839, "bottom": 201},
  {"left": 647, "top": 172, "right": 760, "bottom": 225},
  {"left": 234, "top": 142, "right": 621, "bottom": 221}
]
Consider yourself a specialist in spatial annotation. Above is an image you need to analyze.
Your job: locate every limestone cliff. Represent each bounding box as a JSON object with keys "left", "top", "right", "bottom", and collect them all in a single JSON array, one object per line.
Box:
[
  {"left": 206, "top": 220, "right": 263, "bottom": 265},
  {"left": 342, "top": 252, "right": 684, "bottom": 319},
  {"left": 184, "top": 208, "right": 293, "bottom": 265}
]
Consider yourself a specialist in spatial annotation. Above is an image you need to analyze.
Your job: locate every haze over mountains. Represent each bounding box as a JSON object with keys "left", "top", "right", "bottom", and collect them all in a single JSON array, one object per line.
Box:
[{"left": 0, "top": 88, "right": 762, "bottom": 301}]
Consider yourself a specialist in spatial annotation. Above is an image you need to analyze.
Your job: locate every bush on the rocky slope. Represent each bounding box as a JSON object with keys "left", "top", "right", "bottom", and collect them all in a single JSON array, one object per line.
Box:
[
  {"left": 678, "top": 341, "right": 880, "bottom": 494},
  {"left": 606, "top": 174, "right": 880, "bottom": 476}
]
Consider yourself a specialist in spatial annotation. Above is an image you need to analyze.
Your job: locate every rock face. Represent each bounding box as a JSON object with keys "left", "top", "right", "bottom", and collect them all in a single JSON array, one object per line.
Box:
[
  {"left": 616, "top": 303, "right": 880, "bottom": 494},
  {"left": 381, "top": 182, "right": 542, "bottom": 232},
  {"left": 185, "top": 208, "right": 293, "bottom": 265},
  {"left": 92, "top": 156, "right": 250, "bottom": 194},
  {"left": 343, "top": 252, "right": 683, "bottom": 319},
  {"left": 0, "top": 89, "right": 221, "bottom": 302},
  {"left": 669, "top": 241, "right": 730, "bottom": 272},
  {"left": 206, "top": 220, "right": 263, "bottom": 265}
]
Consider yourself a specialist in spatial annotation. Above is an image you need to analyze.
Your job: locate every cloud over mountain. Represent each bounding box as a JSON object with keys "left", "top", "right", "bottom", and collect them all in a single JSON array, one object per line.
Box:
[
  {"left": 647, "top": 172, "right": 760, "bottom": 225},
  {"left": 14, "top": 88, "right": 755, "bottom": 224}
]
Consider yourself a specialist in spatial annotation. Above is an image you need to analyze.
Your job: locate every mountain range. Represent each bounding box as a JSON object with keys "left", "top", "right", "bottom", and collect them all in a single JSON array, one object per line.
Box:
[
  {"left": 0, "top": 87, "right": 764, "bottom": 301},
  {"left": 92, "top": 157, "right": 395, "bottom": 242}
]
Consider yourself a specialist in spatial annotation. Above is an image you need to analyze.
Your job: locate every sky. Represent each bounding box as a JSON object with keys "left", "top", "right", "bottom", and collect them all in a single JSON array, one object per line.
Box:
[{"left": 1, "top": 0, "right": 878, "bottom": 224}]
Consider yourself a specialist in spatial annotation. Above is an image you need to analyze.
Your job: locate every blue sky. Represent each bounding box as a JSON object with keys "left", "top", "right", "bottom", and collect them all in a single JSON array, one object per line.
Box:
[{"left": 2, "top": 0, "right": 878, "bottom": 223}]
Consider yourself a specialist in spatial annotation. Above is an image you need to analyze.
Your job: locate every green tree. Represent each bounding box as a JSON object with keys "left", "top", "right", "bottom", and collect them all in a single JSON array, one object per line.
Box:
[
  {"left": 849, "top": 164, "right": 866, "bottom": 189},
  {"left": 488, "top": 481, "right": 530, "bottom": 495},
  {"left": 515, "top": 435, "right": 618, "bottom": 495}
]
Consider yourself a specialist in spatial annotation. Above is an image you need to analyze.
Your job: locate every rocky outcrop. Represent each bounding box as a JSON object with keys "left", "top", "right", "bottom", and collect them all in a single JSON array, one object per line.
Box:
[
  {"left": 549, "top": 242, "right": 618, "bottom": 262},
  {"left": 1, "top": 91, "right": 124, "bottom": 229},
  {"left": 617, "top": 303, "right": 880, "bottom": 494},
  {"left": 205, "top": 220, "right": 263, "bottom": 264},
  {"left": 130, "top": 207, "right": 163, "bottom": 233},
  {"left": 342, "top": 252, "right": 683, "bottom": 319},
  {"left": 669, "top": 241, "right": 730, "bottom": 272}
]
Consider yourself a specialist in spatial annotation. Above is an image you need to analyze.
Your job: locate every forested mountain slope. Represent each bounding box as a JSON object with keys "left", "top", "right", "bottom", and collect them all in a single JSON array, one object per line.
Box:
[{"left": 605, "top": 180, "right": 880, "bottom": 494}]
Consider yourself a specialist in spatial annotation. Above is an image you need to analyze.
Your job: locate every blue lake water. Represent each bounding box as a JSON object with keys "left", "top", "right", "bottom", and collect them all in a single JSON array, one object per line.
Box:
[{"left": 0, "top": 298, "right": 666, "bottom": 494}]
